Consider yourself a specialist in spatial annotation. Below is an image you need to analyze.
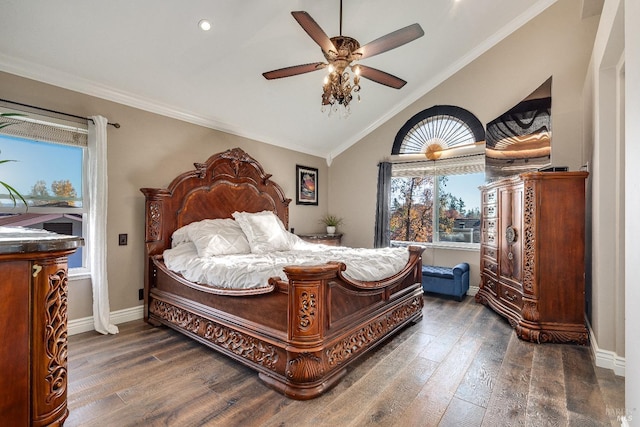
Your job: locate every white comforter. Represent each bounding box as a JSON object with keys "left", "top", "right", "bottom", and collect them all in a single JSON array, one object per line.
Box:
[{"left": 163, "top": 239, "right": 410, "bottom": 290}]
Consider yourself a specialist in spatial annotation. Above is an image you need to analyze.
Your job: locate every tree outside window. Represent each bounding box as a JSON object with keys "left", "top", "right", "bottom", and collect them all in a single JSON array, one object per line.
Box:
[{"left": 390, "top": 172, "right": 483, "bottom": 244}]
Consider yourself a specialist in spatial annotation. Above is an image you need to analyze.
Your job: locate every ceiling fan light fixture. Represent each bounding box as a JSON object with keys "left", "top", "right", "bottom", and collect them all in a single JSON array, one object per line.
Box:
[
  {"left": 321, "top": 67, "right": 360, "bottom": 118},
  {"left": 262, "top": 1, "right": 424, "bottom": 118}
]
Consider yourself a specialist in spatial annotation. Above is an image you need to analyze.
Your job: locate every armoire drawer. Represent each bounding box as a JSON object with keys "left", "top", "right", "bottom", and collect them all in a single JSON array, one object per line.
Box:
[
  {"left": 482, "top": 245, "right": 498, "bottom": 262},
  {"left": 483, "top": 231, "right": 497, "bottom": 246},
  {"left": 483, "top": 189, "right": 497, "bottom": 204},
  {"left": 482, "top": 258, "right": 498, "bottom": 277},
  {"left": 499, "top": 282, "right": 523, "bottom": 311},
  {"left": 483, "top": 204, "right": 497, "bottom": 219},
  {"left": 483, "top": 218, "right": 497, "bottom": 234},
  {"left": 482, "top": 275, "right": 498, "bottom": 296}
]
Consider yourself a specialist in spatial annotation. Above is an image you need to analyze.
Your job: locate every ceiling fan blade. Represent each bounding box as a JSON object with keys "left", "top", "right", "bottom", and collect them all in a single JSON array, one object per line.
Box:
[
  {"left": 262, "top": 62, "right": 326, "bottom": 80},
  {"left": 357, "top": 65, "right": 407, "bottom": 89},
  {"left": 291, "top": 11, "right": 336, "bottom": 54},
  {"left": 354, "top": 23, "right": 424, "bottom": 60}
]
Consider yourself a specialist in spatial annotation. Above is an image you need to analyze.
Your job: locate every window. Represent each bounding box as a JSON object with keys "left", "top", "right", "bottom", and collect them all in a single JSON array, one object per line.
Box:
[
  {"left": 388, "top": 105, "right": 485, "bottom": 246},
  {"left": 392, "top": 105, "right": 485, "bottom": 157},
  {"left": 0, "top": 108, "right": 88, "bottom": 269},
  {"left": 390, "top": 167, "right": 484, "bottom": 245}
]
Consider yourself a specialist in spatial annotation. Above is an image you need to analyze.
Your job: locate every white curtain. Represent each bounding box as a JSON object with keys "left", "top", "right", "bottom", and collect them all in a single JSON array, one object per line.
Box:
[{"left": 87, "top": 115, "right": 118, "bottom": 335}]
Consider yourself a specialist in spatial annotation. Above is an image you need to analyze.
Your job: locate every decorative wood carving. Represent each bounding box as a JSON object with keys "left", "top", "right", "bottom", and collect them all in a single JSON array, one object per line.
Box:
[
  {"left": 298, "top": 291, "right": 317, "bottom": 331},
  {"left": 151, "top": 299, "right": 201, "bottom": 333},
  {"left": 286, "top": 353, "right": 325, "bottom": 382},
  {"left": 326, "top": 296, "right": 423, "bottom": 366},
  {"left": 147, "top": 201, "right": 162, "bottom": 242},
  {"left": 539, "top": 330, "right": 588, "bottom": 345},
  {"left": 202, "top": 322, "right": 279, "bottom": 371},
  {"left": 522, "top": 181, "right": 536, "bottom": 294},
  {"left": 193, "top": 163, "right": 207, "bottom": 178},
  {"left": 43, "top": 269, "right": 68, "bottom": 405},
  {"left": 521, "top": 298, "right": 540, "bottom": 322},
  {"left": 150, "top": 299, "right": 279, "bottom": 371},
  {"left": 220, "top": 147, "right": 254, "bottom": 177}
]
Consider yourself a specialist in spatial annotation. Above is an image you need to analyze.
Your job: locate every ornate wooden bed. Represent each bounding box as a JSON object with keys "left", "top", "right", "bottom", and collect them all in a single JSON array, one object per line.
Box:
[{"left": 141, "top": 147, "right": 424, "bottom": 399}]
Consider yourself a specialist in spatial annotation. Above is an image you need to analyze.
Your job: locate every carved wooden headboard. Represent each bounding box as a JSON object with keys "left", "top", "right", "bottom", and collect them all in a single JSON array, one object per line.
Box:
[{"left": 141, "top": 147, "right": 291, "bottom": 257}]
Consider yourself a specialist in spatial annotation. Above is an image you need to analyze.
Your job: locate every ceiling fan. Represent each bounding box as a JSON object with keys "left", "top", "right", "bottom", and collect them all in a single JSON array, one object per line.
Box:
[{"left": 262, "top": 1, "right": 424, "bottom": 113}]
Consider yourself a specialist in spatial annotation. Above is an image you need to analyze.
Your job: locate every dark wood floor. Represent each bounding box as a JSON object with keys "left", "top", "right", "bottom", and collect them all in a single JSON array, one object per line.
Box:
[{"left": 66, "top": 295, "right": 624, "bottom": 426}]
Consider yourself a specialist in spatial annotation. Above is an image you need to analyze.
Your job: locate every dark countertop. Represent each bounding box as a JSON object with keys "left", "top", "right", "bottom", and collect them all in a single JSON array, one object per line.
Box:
[
  {"left": 296, "top": 233, "right": 343, "bottom": 239},
  {"left": 0, "top": 226, "right": 84, "bottom": 255}
]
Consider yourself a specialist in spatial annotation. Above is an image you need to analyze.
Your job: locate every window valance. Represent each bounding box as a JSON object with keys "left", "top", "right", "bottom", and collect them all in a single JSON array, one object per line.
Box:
[{"left": 0, "top": 103, "right": 88, "bottom": 147}]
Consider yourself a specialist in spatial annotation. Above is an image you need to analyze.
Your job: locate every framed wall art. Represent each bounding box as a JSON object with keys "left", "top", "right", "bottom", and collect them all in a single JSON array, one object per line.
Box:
[{"left": 296, "top": 165, "right": 318, "bottom": 205}]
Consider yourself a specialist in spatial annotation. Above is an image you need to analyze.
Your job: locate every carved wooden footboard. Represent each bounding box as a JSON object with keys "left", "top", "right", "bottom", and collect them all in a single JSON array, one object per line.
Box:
[{"left": 141, "top": 148, "right": 424, "bottom": 399}]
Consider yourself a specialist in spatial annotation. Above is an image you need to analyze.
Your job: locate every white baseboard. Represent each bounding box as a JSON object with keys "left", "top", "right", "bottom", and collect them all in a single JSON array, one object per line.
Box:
[
  {"left": 68, "top": 305, "right": 144, "bottom": 336},
  {"left": 586, "top": 318, "right": 626, "bottom": 377},
  {"left": 467, "top": 285, "right": 479, "bottom": 297}
]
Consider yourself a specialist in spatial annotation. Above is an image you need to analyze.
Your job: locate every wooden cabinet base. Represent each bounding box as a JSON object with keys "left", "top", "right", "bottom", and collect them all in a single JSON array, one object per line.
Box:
[
  {"left": 475, "top": 292, "right": 588, "bottom": 344},
  {"left": 0, "top": 229, "right": 82, "bottom": 425}
]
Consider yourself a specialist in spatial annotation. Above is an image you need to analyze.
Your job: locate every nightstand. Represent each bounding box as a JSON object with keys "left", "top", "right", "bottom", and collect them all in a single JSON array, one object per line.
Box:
[{"left": 297, "top": 233, "right": 343, "bottom": 246}]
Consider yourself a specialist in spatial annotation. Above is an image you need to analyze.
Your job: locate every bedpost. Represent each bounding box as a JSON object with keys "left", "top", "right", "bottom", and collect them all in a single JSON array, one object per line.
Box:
[
  {"left": 140, "top": 188, "right": 171, "bottom": 323},
  {"left": 263, "top": 263, "right": 347, "bottom": 399},
  {"left": 283, "top": 263, "right": 342, "bottom": 344}
]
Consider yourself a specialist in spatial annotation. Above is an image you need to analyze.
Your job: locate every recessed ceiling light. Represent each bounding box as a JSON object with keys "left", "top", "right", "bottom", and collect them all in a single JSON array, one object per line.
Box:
[{"left": 198, "top": 19, "right": 212, "bottom": 31}]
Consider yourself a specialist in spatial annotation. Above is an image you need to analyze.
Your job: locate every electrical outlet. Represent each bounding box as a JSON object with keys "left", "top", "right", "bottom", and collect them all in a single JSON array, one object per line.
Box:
[
  {"left": 118, "top": 233, "right": 128, "bottom": 246},
  {"left": 138, "top": 288, "right": 144, "bottom": 300}
]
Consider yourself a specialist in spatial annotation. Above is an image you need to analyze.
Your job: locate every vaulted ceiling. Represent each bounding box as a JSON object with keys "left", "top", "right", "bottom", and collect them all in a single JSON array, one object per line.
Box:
[{"left": 1, "top": 0, "right": 560, "bottom": 160}]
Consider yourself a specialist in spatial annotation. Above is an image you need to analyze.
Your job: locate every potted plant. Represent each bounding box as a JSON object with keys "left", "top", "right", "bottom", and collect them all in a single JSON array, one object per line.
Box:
[
  {"left": 0, "top": 112, "right": 28, "bottom": 208},
  {"left": 320, "top": 214, "right": 343, "bottom": 235}
]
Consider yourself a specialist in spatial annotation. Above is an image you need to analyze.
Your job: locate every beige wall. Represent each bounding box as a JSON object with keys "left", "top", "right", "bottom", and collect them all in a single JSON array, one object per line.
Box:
[
  {"left": 584, "top": 0, "right": 640, "bottom": 408},
  {"left": 583, "top": 0, "right": 626, "bottom": 369},
  {"left": 0, "top": 71, "right": 328, "bottom": 320},
  {"left": 329, "top": 0, "right": 599, "bottom": 294}
]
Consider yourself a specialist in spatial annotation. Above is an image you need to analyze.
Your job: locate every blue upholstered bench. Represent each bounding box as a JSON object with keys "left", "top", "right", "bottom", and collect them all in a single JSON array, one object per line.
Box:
[{"left": 421, "top": 263, "right": 470, "bottom": 301}]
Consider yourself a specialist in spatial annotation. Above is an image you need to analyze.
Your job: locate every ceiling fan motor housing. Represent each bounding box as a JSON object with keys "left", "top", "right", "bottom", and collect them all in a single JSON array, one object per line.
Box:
[{"left": 324, "top": 36, "right": 362, "bottom": 69}]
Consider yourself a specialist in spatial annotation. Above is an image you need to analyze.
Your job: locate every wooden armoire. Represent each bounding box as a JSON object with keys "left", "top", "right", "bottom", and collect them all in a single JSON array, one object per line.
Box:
[{"left": 475, "top": 171, "right": 589, "bottom": 344}]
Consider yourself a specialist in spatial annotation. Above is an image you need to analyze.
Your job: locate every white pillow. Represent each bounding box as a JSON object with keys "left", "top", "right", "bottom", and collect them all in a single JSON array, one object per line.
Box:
[
  {"left": 186, "top": 219, "right": 251, "bottom": 257},
  {"left": 232, "top": 210, "right": 292, "bottom": 253},
  {"left": 171, "top": 223, "right": 195, "bottom": 247}
]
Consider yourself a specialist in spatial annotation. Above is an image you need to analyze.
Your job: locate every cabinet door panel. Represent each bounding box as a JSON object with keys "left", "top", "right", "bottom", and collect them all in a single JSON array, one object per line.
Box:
[
  {"left": 499, "top": 187, "right": 523, "bottom": 282},
  {"left": 0, "top": 261, "right": 30, "bottom": 423}
]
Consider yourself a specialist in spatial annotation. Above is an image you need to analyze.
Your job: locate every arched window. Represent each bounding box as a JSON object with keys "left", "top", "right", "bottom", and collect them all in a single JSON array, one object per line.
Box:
[
  {"left": 384, "top": 105, "right": 485, "bottom": 246},
  {"left": 392, "top": 105, "right": 485, "bottom": 159}
]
